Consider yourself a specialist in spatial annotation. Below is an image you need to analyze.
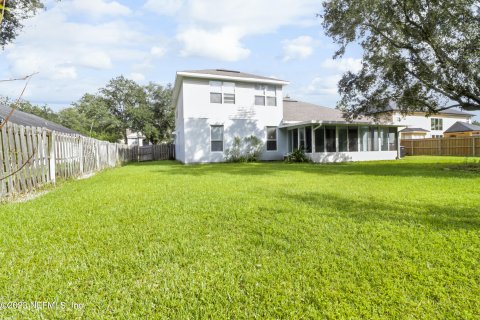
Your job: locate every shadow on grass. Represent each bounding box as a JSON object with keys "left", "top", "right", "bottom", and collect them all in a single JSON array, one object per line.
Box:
[
  {"left": 281, "top": 191, "right": 480, "bottom": 231},
  {"left": 130, "top": 159, "right": 480, "bottom": 180}
]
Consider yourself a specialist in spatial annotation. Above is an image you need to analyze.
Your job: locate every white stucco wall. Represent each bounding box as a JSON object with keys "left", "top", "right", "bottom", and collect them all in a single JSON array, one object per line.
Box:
[
  {"left": 176, "top": 77, "right": 285, "bottom": 163},
  {"left": 391, "top": 112, "right": 471, "bottom": 138}
]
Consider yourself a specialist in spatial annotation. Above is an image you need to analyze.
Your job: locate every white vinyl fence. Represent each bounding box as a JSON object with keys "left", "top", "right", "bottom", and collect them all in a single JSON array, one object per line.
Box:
[{"left": 0, "top": 122, "right": 131, "bottom": 199}]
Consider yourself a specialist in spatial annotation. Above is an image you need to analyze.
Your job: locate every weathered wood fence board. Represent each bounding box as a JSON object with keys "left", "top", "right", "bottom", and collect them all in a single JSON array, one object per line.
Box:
[
  {"left": 131, "top": 144, "right": 175, "bottom": 162},
  {"left": 401, "top": 137, "right": 480, "bottom": 157},
  {"left": 1, "top": 122, "right": 131, "bottom": 199}
]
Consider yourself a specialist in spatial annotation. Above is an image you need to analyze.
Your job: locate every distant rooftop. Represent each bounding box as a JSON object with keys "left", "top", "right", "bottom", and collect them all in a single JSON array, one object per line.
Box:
[
  {"left": 399, "top": 127, "right": 430, "bottom": 133},
  {"left": 0, "top": 105, "right": 81, "bottom": 135},
  {"left": 444, "top": 121, "right": 480, "bottom": 133},
  {"left": 377, "top": 101, "right": 475, "bottom": 117},
  {"left": 178, "top": 69, "right": 288, "bottom": 83}
]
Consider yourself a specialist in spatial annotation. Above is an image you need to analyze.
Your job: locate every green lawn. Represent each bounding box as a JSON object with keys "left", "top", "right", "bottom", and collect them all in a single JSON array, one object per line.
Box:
[{"left": 0, "top": 156, "right": 479, "bottom": 319}]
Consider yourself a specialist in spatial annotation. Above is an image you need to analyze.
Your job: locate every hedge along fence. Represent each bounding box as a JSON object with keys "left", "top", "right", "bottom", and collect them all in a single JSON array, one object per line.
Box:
[
  {"left": 0, "top": 122, "right": 131, "bottom": 199},
  {"left": 401, "top": 137, "right": 480, "bottom": 157}
]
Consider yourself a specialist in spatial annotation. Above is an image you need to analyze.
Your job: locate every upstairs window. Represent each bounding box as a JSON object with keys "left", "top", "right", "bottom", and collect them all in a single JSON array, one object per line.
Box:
[
  {"left": 254, "top": 84, "right": 277, "bottom": 106},
  {"left": 210, "top": 81, "right": 235, "bottom": 104},
  {"left": 431, "top": 118, "right": 443, "bottom": 130}
]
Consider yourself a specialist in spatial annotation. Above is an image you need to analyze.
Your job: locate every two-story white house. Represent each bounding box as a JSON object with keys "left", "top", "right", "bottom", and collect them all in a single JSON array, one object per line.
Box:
[
  {"left": 173, "top": 69, "right": 402, "bottom": 164},
  {"left": 376, "top": 102, "right": 475, "bottom": 139}
]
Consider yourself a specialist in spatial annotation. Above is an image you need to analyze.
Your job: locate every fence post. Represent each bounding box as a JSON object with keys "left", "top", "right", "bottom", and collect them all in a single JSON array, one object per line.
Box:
[
  {"left": 48, "top": 131, "right": 56, "bottom": 184},
  {"left": 438, "top": 139, "right": 441, "bottom": 156}
]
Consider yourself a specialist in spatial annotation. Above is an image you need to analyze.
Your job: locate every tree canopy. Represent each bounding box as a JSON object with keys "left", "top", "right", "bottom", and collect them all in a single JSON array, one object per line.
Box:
[
  {"left": 0, "top": 0, "right": 44, "bottom": 48},
  {"left": 1, "top": 77, "right": 174, "bottom": 144},
  {"left": 321, "top": 0, "right": 480, "bottom": 119}
]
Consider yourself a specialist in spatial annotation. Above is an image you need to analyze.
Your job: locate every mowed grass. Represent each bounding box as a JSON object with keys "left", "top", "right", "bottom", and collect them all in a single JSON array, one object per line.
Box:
[{"left": 0, "top": 156, "right": 479, "bottom": 319}]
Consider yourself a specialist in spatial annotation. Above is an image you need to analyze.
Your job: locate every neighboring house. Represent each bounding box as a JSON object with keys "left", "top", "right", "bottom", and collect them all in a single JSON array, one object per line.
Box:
[
  {"left": 0, "top": 105, "right": 81, "bottom": 135},
  {"left": 173, "top": 69, "right": 401, "bottom": 164},
  {"left": 125, "top": 130, "right": 150, "bottom": 147},
  {"left": 443, "top": 121, "right": 480, "bottom": 138},
  {"left": 377, "top": 103, "right": 475, "bottom": 139}
]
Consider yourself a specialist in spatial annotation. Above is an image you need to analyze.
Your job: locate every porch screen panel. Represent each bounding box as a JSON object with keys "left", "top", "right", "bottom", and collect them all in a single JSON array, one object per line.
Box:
[
  {"left": 292, "top": 129, "right": 298, "bottom": 150},
  {"left": 338, "top": 126, "right": 348, "bottom": 152},
  {"left": 388, "top": 128, "right": 398, "bottom": 151},
  {"left": 348, "top": 126, "right": 358, "bottom": 152},
  {"left": 380, "top": 127, "right": 389, "bottom": 151},
  {"left": 305, "top": 126, "right": 312, "bottom": 153},
  {"left": 314, "top": 126, "right": 325, "bottom": 153},
  {"left": 359, "top": 126, "right": 369, "bottom": 151},
  {"left": 325, "top": 126, "right": 336, "bottom": 152},
  {"left": 299, "top": 128, "right": 306, "bottom": 150},
  {"left": 370, "top": 127, "right": 379, "bottom": 151}
]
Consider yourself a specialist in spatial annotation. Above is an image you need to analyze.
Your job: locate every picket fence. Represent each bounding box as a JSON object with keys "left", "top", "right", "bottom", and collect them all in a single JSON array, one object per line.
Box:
[{"left": 0, "top": 122, "right": 132, "bottom": 199}]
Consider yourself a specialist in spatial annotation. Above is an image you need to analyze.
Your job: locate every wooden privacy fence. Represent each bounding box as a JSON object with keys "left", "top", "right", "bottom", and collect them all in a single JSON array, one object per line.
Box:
[
  {"left": 1, "top": 122, "right": 131, "bottom": 198},
  {"left": 130, "top": 144, "right": 175, "bottom": 162},
  {"left": 401, "top": 137, "right": 480, "bottom": 156}
]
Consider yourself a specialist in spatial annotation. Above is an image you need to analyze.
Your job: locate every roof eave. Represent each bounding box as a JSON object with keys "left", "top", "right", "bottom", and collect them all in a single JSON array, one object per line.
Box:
[
  {"left": 279, "top": 120, "right": 403, "bottom": 128},
  {"left": 177, "top": 71, "right": 290, "bottom": 86}
]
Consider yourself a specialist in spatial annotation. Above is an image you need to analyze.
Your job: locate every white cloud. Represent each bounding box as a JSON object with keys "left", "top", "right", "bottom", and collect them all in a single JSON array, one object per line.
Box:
[
  {"left": 146, "top": 0, "right": 320, "bottom": 61},
  {"left": 150, "top": 46, "right": 166, "bottom": 58},
  {"left": 321, "top": 58, "right": 362, "bottom": 73},
  {"left": 177, "top": 27, "right": 250, "bottom": 61},
  {"left": 70, "top": 0, "right": 131, "bottom": 18},
  {"left": 305, "top": 75, "right": 342, "bottom": 96},
  {"left": 144, "top": 0, "right": 184, "bottom": 15},
  {"left": 129, "top": 72, "right": 146, "bottom": 82},
  {"left": 0, "top": 2, "right": 150, "bottom": 105},
  {"left": 282, "top": 36, "right": 315, "bottom": 62}
]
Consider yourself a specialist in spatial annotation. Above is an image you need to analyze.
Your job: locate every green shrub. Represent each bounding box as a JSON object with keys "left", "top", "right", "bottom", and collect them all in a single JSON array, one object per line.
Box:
[
  {"left": 225, "top": 135, "right": 263, "bottom": 162},
  {"left": 285, "top": 148, "right": 311, "bottom": 163}
]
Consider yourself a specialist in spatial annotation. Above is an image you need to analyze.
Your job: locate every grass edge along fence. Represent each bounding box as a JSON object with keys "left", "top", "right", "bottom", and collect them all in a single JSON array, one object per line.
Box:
[
  {"left": 0, "top": 122, "right": 131, "bottom": 199},
  {"left": 401, "top": 136, "right": 480, "bottom": 157}
]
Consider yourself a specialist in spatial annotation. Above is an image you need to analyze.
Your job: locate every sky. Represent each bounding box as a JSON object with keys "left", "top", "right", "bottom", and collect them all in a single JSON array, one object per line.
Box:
[{"left": 0, "top": 0, "right": 478, "bottom": 120}]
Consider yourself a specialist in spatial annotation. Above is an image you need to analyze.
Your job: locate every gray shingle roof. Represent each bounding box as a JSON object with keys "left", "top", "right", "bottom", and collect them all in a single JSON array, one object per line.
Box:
[
  {"left": 0, "top": 105, "right": 81, "bottom": 135},
  {"left": 399, "top": 127, "right": 430, "bottom": 133},
  {"left": 282, "top": 99, "right": 373, "bottom": 123},
  {"left": 444, "top": 121, "right": 480, "bottom": 133},
  {"left": 180, "top": 69, "right": 287, "bottom": 83}
]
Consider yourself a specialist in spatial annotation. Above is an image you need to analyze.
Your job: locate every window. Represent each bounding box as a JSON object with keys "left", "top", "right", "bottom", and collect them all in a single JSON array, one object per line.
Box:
[
  {"left": 210, "top": 81, "right": 235, "bottom": 104},
  {"left": 325, "top": 126, "right": 336, "bottom": 152},
  {"left": 432, "top": 134, "right": 443, "bottom": 138},
  {"left": 348, "top": 126, "right": 358, "bottom": 152},
  {"left": 210, "top": 125, "right": 224, "bottom": 152},
  {"left": 254, "top": 84, "right": 277, "bottom": 106},
  {"left": 224, "top": 94, "right": 235, "bottom": 104},
  {"left": 267, "top": 97, "right": 277, "bottom": 106},
  {"left": 266, "top": 127, "right": 277, "bottom": 151},
  {"left": 314, "top": 126, "right": 325, "bottom": 153},
  {"left": 223, "top": 82, "right": 235, "bottom": 104},
  {"left": 255, "top": 96, "right": 266, "bottom": 106},
  {"left": 431, "top": 118, "right": 443, "bottom": 130}
]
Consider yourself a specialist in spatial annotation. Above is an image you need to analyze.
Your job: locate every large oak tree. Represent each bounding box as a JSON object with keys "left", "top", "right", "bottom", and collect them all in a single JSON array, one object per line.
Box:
[{"left": 321, "top": 0, "right": 480, "bottom": 118}]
